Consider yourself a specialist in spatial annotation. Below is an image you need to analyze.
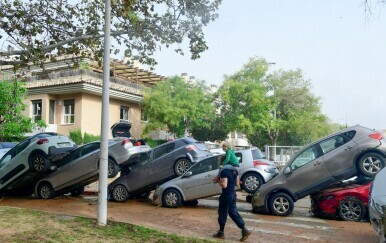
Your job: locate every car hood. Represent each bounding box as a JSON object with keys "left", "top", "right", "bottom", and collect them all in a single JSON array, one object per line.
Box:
[{"left": 111, "top": 122, "right": 131, "bottom": 138}]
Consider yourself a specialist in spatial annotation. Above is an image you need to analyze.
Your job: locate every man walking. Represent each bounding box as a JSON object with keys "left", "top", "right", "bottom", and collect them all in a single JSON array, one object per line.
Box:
[{"left": 212, "top": 167, "right": 251, "bottom": 241}]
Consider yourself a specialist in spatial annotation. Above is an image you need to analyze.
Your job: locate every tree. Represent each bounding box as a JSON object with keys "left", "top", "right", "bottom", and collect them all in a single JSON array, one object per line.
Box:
[
  {"left": 190, "top": 116, "right": 229, "bottom": 142},
  {"left": 0, "top": 79, "right": 44, "bottom": 141},
  {"left": 0, "top": 0, "right": 222, "bottom": 67},
  {"left": 142, "top": 76, "right": 214, "bottom": 138}
]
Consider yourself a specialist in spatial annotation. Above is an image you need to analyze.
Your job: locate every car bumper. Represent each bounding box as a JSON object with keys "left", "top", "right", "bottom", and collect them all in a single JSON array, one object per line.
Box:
[
  {"left": 251, "top": 190, "right": 269, "bottom": 214},
  {"left": 153, "top": 187, "right": 163, "bottom": 205},
  {"left": 369, "top": 205, "right": 386, "bottom": 239},
  {"left": 116, "top": 145, "right": 151, "bottom": 165}
]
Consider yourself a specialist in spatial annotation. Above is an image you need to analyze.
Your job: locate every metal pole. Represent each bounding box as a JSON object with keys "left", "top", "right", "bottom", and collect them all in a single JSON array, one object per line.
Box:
[{"left": 97, "top": 0, "right": 111, "bottom": 226}]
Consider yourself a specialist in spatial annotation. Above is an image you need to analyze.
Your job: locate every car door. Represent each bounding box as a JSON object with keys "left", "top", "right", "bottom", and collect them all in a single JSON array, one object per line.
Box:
[
  {"left": 51, "top": 143, "right": 100, "bottom": 189},
  {"left": 126, "top": 152, "right": 155, "bottom": 191},
  {"left": 318, "top": 134, "right": 358, "bottom": 180},
  {"left": 284, "top": 144, "right": 333, "bottom": 199},
  {"left": 0, "top": 140, "right": 31, "bottom": 190},
  {"left": 150, "top": 143, "right": 176, "bottom": 179},
  {"left": 179, "top": 156, "right": 220, "bottom": 201}
]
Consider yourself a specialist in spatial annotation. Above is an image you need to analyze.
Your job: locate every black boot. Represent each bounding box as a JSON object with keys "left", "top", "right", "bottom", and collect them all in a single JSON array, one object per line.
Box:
[
  {"left": 212, "top": 230, "right": 225, "bottom": 239},
  {"left": 240, "top": 227, "right": 251, "bottom": 241}
]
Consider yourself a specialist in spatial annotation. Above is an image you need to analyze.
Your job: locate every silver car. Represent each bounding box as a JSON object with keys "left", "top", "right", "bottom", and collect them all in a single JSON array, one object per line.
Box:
[
  {"left": 152, "top": 149, "right": 278, "bottom": 208},
  {"left": 252, "top": 125, "right": 386, "bottom": 216},
  {"left": 369, "top": 167, "right": 386, "bottom": 242}
]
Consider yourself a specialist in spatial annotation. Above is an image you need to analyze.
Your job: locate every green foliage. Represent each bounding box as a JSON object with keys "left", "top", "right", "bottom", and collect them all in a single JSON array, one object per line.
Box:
[
  {"left": 190, "top": 116, "right": 229, "bottom": 142},
  {"left": 0, "top": 80, "right": 39, "bottom": 142},
  {"left": 83, "top": 132, "right": 100, "bottom": 144},
  {"left": 0, "top": 0, "right": 222, "bottom": 68},
  {"left": 69, "top": 129, "right": 83, "bottom": 145},
  {"left": 143, "top": 138, "right": 167, "bottom": 148},
  {"left": 142, "top": 76, "right": 215, "bottom": 137}
]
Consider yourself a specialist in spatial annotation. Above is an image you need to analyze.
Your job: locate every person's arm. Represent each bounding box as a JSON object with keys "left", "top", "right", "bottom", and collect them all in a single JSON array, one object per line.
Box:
[
  {"left": 218, "top": 177, "right": 228, "bottom": 188},
  {"left": 222, "top": 150, "right": 231, "bottom": 165}
]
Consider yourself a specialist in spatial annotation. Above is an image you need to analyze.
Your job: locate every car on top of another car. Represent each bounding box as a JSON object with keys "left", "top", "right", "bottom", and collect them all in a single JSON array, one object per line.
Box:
[
  {"left": 252, "top": 125, "right": 386, "bottom": 217},
  {"left": 0, "top": 133, "right": 76, "bottom": 196},
  {"left": 108, "top": 137, "right": 212, "bottom": 202}
]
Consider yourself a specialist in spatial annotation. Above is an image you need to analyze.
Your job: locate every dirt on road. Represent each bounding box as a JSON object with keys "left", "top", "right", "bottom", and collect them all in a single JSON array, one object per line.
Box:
[{"left": 0, "top": 194, "right": 379, "bottom": 243}]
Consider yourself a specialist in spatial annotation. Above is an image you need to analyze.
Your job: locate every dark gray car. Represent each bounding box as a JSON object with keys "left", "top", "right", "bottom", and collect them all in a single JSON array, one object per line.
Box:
[
  {"left": 108, "top": 137, "right": 211, "bottom": 202},
  {"left": 252, "top": 125, "right": 386, "bottom": 216},
  {"left": 369, "top": 167, "right": 386, "bottom": 242}
]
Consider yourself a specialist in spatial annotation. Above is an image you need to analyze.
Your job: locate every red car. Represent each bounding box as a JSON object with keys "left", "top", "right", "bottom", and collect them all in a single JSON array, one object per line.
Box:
[{"left": 310, "top": 178, "right": 372, "bottom": 221}]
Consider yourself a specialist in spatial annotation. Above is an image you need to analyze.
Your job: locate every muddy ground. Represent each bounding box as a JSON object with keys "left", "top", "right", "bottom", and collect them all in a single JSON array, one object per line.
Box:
[{"left": 0, "top": 192, "right": 379, "bottom": 243}]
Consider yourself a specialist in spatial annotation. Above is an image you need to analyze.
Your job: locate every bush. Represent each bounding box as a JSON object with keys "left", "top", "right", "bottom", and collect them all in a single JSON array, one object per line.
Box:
[
  {"left": 69, "top": 129, "right": 83, "bottom": 145},
  {"left": 84, "top": 132, "right": 100, "bottom": 144},
  {"left": 144, "top": 138, "right": 168, "bottom": 148}
]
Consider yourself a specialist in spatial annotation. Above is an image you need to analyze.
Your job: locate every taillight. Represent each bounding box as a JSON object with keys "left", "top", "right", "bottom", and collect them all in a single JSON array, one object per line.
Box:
[
  {"left": 186, "top": 145, "right": 198, "bottom": 151},
  {"left": 369, "top": 132, "right": 384, "bottom": 141},
  {"left": 121, "top": 139, "right": 131, "bottom": 146},
  {"left": 253, "top": 160, "right": 270, "bottom": 166},
  {"left": 37, "top": 138, "right": 49, "bottom": 145}
]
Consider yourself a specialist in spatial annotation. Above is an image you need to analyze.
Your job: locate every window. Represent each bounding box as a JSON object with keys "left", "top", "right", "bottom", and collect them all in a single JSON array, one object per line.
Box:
[
  {"left": 31, "top": 100, "right": 42, "bottom": 122},
  {"left": 320, "top": 135, "right": 347, "bottom": 154},
  {"left": 154, "top": 143, "right": 175, "bottom": 159},
  {"left": 63, "top": 99, "right": 75, "bottom": 124},
  {"left": 189, "top": 156, "right": 219, "bottom": 176},
  {"left": 141, "top": 109, "right": 148, "bottom": 122},
  {"left": 49, "top": 100, "right": 55, "bottom": 124},
  {"left": 120, "top": 106, "right": 129, "bottom": 122},
  {"left": 290, "top": 145, "right": 320, "bottom": 170}
]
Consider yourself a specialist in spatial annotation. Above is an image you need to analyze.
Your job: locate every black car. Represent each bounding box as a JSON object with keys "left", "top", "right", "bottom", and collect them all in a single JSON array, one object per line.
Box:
[{"left": 108, "top": 137, "right": 211, "bottom": 202}]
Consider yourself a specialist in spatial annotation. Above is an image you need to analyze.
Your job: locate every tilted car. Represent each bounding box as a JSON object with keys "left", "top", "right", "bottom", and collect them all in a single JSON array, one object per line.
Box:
[
  {"left": 310, "top": 177, "right": 372, "bottom": 221},
  {"left": 369, "top": 167, "right": 386, "bottom": 242},
  {"left": 34, "top": 138, "right": 150, "bottom": 199},
  {"left": 108, "top": 137, "right": 211, "bottom": 202},
  {"left": 0, "top": 133, "right": 76, "bottom": 196},
  {"left": 152, "top": 148, "right": 278, "bottom": 208},
  {"left": 252, "top": 125, "right": 386, "bottom": 216},
  {"left": 0, "top": 142, "right": 17, "bottom": 159}
]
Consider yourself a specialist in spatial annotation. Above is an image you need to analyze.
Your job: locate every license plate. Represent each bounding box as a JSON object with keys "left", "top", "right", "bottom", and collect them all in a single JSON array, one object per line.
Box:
[{"left": 58, "top": 142, "right": 71, "bottom": 147}]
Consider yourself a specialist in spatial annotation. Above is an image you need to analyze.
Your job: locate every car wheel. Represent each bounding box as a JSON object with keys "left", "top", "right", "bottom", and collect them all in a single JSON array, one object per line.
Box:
[
  {"left": 183, "top": 199, "right": 198, "bottom": 207},
  {"left": 241, "top": 172, "right": 263, "bottom": 194},
  {"left": 357, "top": 152, "right": 385, "bottom": 177},
  {"left": 174, "top": 159, "right": 192, "bottom": 176},
  {"left": 108, "top": 159, "right": 119, "bottom": 178},
  {"left": 37, "top": 182, "right": 55, "bottom": 199},
  {"left": 162, "top": 188, "right": 182, "bottom": 208},
  {"left": 338, "top": 196, "right": 366, "bottom": 221},
  {"left": 29, "top": 153, "right": 49, "bottom": 172},
  {"left": 70, "top": 186, "right": 85, "bottom": 197},
  {"left": 268, "top": 192, "right": 294, "bottom": 216},
  {"left": 112, "top": 185, "right": 129, "bottom": 202}
]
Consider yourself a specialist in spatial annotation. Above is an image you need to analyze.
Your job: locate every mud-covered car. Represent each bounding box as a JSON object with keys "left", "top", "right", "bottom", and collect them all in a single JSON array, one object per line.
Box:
[
  {"left": 0, "top": 133, "right": 76, "bottom": 196},
  {"left": 310, "top": 177, "right": 372, "bottom": 221},
  {"left": 108, "top": 137, "right": 211, "bottom": 202},
  {"left": 369, "top": 167, "right": 386, "bottom": 242},
  {"left": 252, "top": 125, "right": 386, "bottom": 216}
]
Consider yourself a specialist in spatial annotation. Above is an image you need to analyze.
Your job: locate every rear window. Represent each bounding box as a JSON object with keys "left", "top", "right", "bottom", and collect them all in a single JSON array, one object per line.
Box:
[{"left": 251, "top": 148, "right": 266, "bottom": 160}]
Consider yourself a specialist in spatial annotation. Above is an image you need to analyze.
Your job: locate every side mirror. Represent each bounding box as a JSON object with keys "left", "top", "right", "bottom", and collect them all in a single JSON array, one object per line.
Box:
[
  {"left": 50, "top": 165, "right": 57, "bottom": 171},
  {"left": 283, "top": 167, "right": 291, "bottom": 175},
  {"left": 183, "top": 171, "right": 193, "bottom": 178}
]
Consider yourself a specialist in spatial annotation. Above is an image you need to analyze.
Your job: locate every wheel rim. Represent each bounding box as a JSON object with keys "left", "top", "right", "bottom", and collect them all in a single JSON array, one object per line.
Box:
[
  {"left": 40, "top": 185, "right": 52, "bottom": 199},
  {"left": 244, "top": 175, "right": 260, "bottom": 191},
  {"left": 164, "top": 191, "right": 178, "bottom": 207},
  {"left": 176, "top": 160, "right": 190, "bottom": 175},
  {"left": 113, "top": 186, "right": 127, "bottom": 201},
  {"left": 273, "top": 196, "right": 290, "bottom": 214},
  {"left": 340, "top": 200, "right": 362, "bottom": 221},
  {"left": 33, "top": 156, "right": 46, "bottom": 172},
  {"left": 362, "top": 156, "right": 382, "bottom": 174},
  {"left": 108, "top": 161, "right": 114, "bottom": 176}
]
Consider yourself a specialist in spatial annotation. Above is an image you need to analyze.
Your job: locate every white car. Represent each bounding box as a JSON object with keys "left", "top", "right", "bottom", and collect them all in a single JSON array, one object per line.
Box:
[{"left": 0, "top": 133, "right": 76, "bottom": 195}]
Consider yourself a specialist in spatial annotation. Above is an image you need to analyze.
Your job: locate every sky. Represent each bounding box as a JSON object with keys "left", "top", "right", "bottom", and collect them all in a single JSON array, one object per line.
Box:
[{"left": 149, "top": 0, "right": 386, "bottom": 131}]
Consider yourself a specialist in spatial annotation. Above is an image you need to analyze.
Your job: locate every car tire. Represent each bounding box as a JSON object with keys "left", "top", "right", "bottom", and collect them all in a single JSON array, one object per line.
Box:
[
  {"left": 37, "top": 182, "right": 55, "bottom": 199},
  {"left": 357, "top": 152, "right": 385, "bottom": 177},
  {"left": 70, "top": 186, "right": 85, "bottom": 197},
  {"left": 241, "top": 172, "right": 263, "bottom": 194},
  {"left": 112, "top": 185, "right": 129, "bottom": 202},
  {"left": 338, "top": 196, "right": 366, "bottom": 222},
  {"left": 162, "top": 188, "right": 182, "bottom": 208},
  {"left": 174, "top": 159, "right": 192, "bottom": 176},
  {"left": 108, "top": 159, "right": 119, "bottom": 178},
  {"left": 183, "top": 199, "right": 198, "bottom": 207},
  {"left": 29, "top": 153, "right": 49, "bottom": 173},
  {"left": 268, "top": 192, "right": 294, "bottom": 216}
]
